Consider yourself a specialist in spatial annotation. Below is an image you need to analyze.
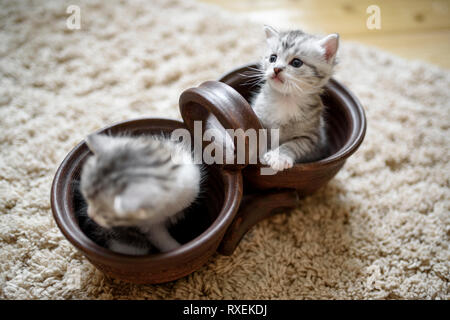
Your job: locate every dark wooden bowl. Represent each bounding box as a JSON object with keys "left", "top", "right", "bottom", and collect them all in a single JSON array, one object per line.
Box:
[
  {"left": 51, "top": 63, "right": 366, "bottom": 283},
  {"left": 176, "top": 64, "right": 366, "bottom": 255},
  {"left": 215, "top": 63, "right": 367, "bottom": 196},
  {"left": 51, "top": 118, "right": 243, "bottom": 284}
]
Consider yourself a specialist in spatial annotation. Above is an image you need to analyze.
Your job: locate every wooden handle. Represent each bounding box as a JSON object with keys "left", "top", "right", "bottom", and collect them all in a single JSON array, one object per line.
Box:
[
  {"left": 179, "top": 81, "right": 263, "bottom": 170},
  {"left": 218, "top": 189, "right": 299, "bottom": 256}
]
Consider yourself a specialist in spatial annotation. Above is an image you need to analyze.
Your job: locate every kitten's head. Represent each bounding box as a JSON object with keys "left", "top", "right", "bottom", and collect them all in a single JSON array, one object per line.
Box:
[
  {"left": 80, "top": 134, "right": 200, "bottom": 228},
  {"left": 260, "top": 25, "right": 339, "bottom": 95}
]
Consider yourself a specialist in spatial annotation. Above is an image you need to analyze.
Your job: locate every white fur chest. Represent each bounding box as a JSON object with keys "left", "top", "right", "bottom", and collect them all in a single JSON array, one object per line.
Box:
[{"left": 253, "top": 90, "right": 307, "bottom": 129}]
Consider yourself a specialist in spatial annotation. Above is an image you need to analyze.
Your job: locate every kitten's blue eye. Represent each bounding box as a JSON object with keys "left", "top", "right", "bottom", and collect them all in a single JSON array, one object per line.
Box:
[
  {"left": 269, "top": 54, "right": 277, "bottom": 63},
  {"left": 290, "top": 58, "right": 303, "bottom": 68}
]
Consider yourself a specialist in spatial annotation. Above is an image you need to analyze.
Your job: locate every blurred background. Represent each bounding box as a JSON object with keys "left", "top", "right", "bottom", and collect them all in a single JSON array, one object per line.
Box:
[{"left": 198, "top": 0, "right": 450, "bottom": 69}]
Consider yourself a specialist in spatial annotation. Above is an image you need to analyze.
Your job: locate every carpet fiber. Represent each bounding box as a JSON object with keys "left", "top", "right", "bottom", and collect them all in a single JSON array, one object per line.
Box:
[{"left": 0, "top": 0, "right": 449, "bottom": 299}]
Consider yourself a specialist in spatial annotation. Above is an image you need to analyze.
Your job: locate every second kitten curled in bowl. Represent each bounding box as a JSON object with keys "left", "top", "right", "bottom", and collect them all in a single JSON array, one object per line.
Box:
[
  {"left": 79, "top": 134, "right": 203, "bottom": 255},
  {"left": 251, "top": 25, "right": 339, "bottom": 171}
]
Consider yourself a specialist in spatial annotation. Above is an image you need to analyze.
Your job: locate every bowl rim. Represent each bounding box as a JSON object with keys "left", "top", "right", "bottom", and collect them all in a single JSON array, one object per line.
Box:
[
  {"left": 218, "top": 63, "right": 367, "bottom": 170},
  {"left": 51, "top": 117, "right": 243, "bottom": 265}
]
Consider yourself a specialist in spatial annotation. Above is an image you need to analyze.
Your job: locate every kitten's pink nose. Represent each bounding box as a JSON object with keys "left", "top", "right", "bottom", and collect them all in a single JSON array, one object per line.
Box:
[{"left": 273, "top": 67, "right": 283, "bottom": 75}]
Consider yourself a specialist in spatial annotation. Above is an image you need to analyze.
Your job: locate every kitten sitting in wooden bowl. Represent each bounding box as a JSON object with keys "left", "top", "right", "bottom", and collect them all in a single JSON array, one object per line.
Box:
[
  {"left": 180, "top": 26, "right": 366, "bottom": 196},
  {"left": 214, "top": 26, "right": 366, "bottom": 195},
  {"left": 51, "top": 118, "right": 243, "bottom": 284}
]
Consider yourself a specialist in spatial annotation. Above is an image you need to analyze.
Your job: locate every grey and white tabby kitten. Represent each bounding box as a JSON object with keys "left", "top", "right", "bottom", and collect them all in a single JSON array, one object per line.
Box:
[
  {"left": 251, "top": 26, "right": 339, "bottom": 171},
  {"left": 79, "top": 134, "right": 202, "bottom": 255}
]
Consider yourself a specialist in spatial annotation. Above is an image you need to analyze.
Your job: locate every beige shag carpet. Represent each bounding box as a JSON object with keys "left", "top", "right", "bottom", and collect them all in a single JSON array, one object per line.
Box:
[{"left": 0, "top": 0, "right": 449, "bottom": 300}]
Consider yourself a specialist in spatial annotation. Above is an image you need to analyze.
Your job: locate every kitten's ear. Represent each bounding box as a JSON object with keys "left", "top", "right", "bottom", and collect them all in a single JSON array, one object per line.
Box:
[
  {"left": 264, "top": 25, "right": 279, "bottom": 41},
  {"left": 85, "top": 134, "right": 111, "bottom": 155},
  {"left": 318, "top": 33, "right": 339, "bottom": 62}
]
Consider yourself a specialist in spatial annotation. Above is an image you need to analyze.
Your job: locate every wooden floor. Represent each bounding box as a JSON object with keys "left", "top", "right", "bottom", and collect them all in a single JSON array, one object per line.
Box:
[{"left": 198, "top": 0, "right": 450, "bottom": 69}]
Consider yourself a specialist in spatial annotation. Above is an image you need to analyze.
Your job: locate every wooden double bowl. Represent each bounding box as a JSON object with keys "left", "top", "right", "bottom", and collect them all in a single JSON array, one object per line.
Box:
[{"left": 51, "top": 64, "right": 366, "bottom": 284}]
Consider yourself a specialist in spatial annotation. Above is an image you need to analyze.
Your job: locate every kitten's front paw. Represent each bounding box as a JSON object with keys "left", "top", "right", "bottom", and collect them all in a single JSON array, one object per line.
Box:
[
  {"left": 158, "top": 240, "right": 181, "bottom": 253},
  {"left": 263, "top": 150, "right": 294, "bottom": 172}
]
